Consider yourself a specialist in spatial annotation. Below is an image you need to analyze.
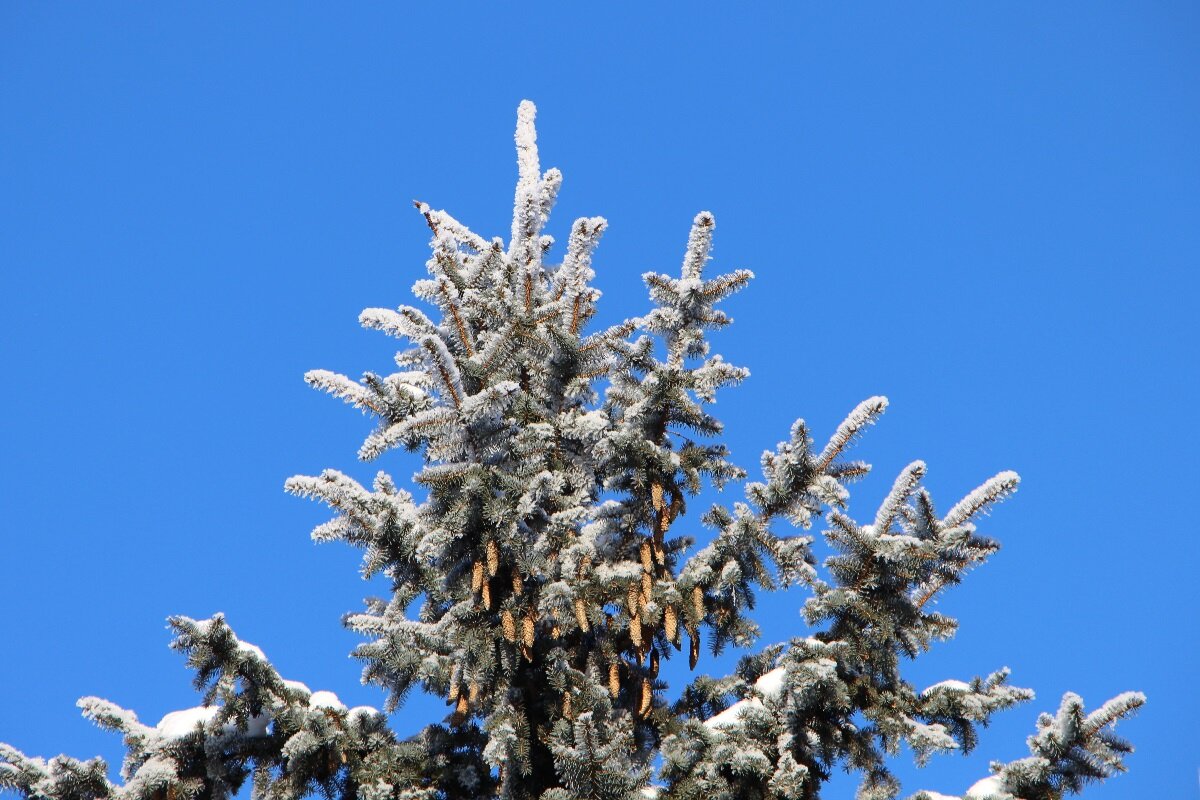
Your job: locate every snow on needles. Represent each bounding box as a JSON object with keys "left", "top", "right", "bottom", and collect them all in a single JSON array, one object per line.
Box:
[
  {"left": 236, "top": 641, "right": 266, "bottom": 661},
  {"left": 309, "top": 691, "right": 347, "bottom": 711},
  {"left": 921, "top": 679, "right": 972, "bottom": 696},
  {"left": 157, "top": 707, "right": 220, "bottom": 738},
  {"left": 703, "top": 667, "right": 787, "bottom": 730},
  {"left": 156, "top": 706, "right": 271, "bottom": 739},
  {"left": 752, "top": 666, "right": 787, "bottom": 698},
  {"left": 155, "top": 684, "right": 357, "bottom": 741},
  {"left": 965, "top": 776, "right": 1014, "bottom": 799}
]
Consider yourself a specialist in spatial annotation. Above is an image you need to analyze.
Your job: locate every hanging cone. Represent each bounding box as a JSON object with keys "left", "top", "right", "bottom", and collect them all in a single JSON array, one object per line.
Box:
[
  {"left": 689, "top": 630, "right": 700, "bottom": 670},
  {"left": 651, "top": 482, "right": 665, "bottom": 512},
  {"left": 501, "top": 609, "right": 517, "bottom": 642},
  {"left": 641, "top": 571, "right": 653, "bottom": 602},
  {"left": 455, "top": 693, "right": 469, "bottom": 718},
  {"left": 649, "top": 649, "right": 660, "bottom": 678},
  {"left": 468, "top": 681, "right": 480, "bottom": 703},
  {"left": 486, "top": 540, "right": 499, "bottom": 577},
  {"left": 562, "top": 691, "right": 573, "bottom": 720},
  {"left": 522, "top": 613, "right": 535, "bottom": 648},
  {"left": 640, "top": 540, "right": 653, "bottom": 571},
  {"left": 608, "top": 662, "right": 620, "bottom": 698},
  {"left": 692, "top": 585, "right": 704, "bottom": 619},
  {"left": 630, "top": 612, "right": 643, "bottom": 648},
  {"left": 482, "top": 580, "right": 493, "bottom": 610},
  {"left": 471, "top": 561, "right": 484, "bottom": 593},
  {"left": 638, "top": 677, "right": 652, "bottom": 716},
  {"left": 627, "top": 584, "right": 640, "bottom": 615},
  {"left": 664, "top": 605, "right": 679, "bottom": 647},
  {"left": 512, "top": 572, "right": 523, "bottom": 596},
  {"left": 574, "top": 597, "right": 590, "bottom": 632}
]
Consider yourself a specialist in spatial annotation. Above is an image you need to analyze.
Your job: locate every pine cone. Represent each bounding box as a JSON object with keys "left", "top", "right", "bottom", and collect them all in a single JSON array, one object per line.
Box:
[
  {"left": 664, "top": 605, "right": 679, "bottom": 645},
  {"left": 574, "top": 597, "right": 590, "bottom": 632},
  {"left": 501, "top": 609, "right": 516, "bottom": 642},
  {"left": 486, "top": 540, "right": 499, "bottom": 577}
]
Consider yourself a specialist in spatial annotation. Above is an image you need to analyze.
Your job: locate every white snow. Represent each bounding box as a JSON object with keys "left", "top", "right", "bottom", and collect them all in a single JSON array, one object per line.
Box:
[
  {"left": 128, "top": 757, "right": 177, "bottom": 790},
  {"left": 921, "top": 679, "right": 972, "bottom": 696},
  {"left": 754, "top": 667, "right": 787, "bottom": 699},
  {"left": 965, "top": 776, "right": 1013, "bottom": 799},
  {"left": 907, "top": 720, "right": 959, "bottom": 751},
  {"left": 309, "top": 691, "right": 347, "bottom": 711},
  {"left": 157, "top": 706, "right": 271, "bottom": 739},
  {"left": 914, "top": 793, "right": 960, "bottom": 800},
  {"left": 703, "top": 697, "right": 764, "bottom": 729},
  {"left": 244, "top": 714, "right": 271, "bottom": 737},
  {"left": 348, "top": 706, "right": 380, "bottom": 721},
  {"left": 157, "top": 706, "right": 219, "bottom": 738},
  {"left": 237, "top": 641, "right": 266, "bottom": 661},
  {"left": 640, "top": 787, "right": 663, "bottom": 800},
  {"left": 282, "top": 680, "right": 312, "bottom": 696},
  {"left": 514, "top": 100, "right": 539, "bottom": 177},
  {"left": 574, "top": 410, "right": 609, "bottom": 436}
]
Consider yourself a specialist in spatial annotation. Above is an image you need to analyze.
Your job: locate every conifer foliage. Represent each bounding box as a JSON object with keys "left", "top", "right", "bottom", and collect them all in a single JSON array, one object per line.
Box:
[{"left": 1, "top": 102, "right": 1142, "bottom": 800}]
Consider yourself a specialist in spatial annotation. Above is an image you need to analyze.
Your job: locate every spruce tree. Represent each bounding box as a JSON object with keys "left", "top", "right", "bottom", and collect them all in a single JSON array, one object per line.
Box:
[{"left": 0, "top": 102, "right": 1143, "bottom": 800}]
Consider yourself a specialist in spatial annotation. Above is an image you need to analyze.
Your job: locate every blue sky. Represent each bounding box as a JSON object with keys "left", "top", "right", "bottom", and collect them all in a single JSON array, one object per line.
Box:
[{"left": 1, "top": 4, "right": 1196, "bottom": 798}]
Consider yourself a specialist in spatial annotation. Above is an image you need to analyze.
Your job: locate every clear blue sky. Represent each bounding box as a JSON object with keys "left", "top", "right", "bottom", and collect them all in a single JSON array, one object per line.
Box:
[{"left": 2, "top": 4, "right": 1196, "bottom": 798}]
